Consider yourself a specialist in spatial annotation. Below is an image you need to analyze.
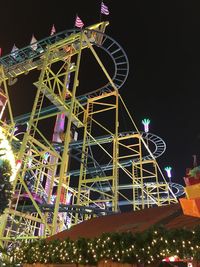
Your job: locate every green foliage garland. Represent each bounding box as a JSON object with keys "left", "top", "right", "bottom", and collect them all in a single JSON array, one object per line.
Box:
[
  {"left": 0, "top": 158, "right": 13, "bottom": 215},
  {"left": 11, "top": 225, "right": 200, "bottom": 266}
]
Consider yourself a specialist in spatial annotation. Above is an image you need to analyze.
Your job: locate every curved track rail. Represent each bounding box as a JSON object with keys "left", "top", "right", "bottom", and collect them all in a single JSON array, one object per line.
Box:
[
  {"left": 11, "top": 130, "right": 184, "bottom": 200},
  {"left": 67, "top": 131, "right": 166, "bottom": 175},
  {"left": 0, "top": 22, "right": 129, "bottom": 103}
]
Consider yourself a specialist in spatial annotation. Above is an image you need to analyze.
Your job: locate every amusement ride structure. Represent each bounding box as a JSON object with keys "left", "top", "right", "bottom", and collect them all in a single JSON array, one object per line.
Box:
[{"left": 0, "top": 21, "right": 184, "bottom": 249}]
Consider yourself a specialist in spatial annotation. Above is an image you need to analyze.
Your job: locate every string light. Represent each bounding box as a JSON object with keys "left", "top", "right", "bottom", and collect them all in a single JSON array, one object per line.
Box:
[
  {"left": 8, "top": 226, "right": 200, "bottom": 266},
  {"left": 0, "top": 126, "right": 17, "bottom": 182}
]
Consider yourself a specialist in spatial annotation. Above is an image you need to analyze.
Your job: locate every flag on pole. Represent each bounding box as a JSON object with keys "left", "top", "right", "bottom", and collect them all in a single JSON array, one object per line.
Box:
[
  {"left": 30, "top": 34, "right": 38, "bottom": 51},
  {"left": 75, "top": 15, "right": 84, "bottom": 28},
  {"left": 101, "top": 2, "right": 109, "bottom": 15},
  {"left": 11, "top": 44, "right": 19, "bottom": 59},
  {"left": 50, "top": 24, "right": 56, "bottom": 36}
]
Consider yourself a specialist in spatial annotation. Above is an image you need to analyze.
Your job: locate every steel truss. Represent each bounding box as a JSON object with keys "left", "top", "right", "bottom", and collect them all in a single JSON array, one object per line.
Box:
[{"left": 0, "top": 21, "right": 182, "bottom": 249}]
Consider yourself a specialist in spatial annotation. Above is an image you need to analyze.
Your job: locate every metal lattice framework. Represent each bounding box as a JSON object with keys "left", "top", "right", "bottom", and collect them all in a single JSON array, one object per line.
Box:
[{"left": 0, "top": 21, "right": 183, "bottom": 249}]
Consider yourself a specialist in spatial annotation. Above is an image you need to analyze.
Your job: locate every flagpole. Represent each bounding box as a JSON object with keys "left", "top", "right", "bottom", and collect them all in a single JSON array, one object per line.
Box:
[
  {"left": 99, "top": 0, "right": 103, "bottom": 22},
  {"left": 74, "top": 14, "right": 77, "bottom": 28}
]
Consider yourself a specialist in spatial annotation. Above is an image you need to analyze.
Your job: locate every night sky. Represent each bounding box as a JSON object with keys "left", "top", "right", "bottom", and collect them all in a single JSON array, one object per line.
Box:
[{"left": 1, "top": 1, "right": 200, "bottom": 186}]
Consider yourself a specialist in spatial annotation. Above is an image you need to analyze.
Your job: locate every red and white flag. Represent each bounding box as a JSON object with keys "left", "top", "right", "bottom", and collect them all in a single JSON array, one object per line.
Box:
[
  {"left": 101, "top": 2, "right": 109, "bottom": 15},
  {"left": 30, "top": 34, "right": 38, "bottom": 51},
  {"left": 50, "top": 24, "right": 56, "bottom": 35},
  {"left": 75, "top": 15, "right": 84, "bottom": 28}
]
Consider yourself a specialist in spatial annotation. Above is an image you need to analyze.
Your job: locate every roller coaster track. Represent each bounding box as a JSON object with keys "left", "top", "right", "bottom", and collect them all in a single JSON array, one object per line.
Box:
[
  {"left": 16, "top": 180, "right": 184, "bottom": 214},
  {"left": 11, "top": 129, "right": 184, "bottom": 203},
  {"left": 67, "top": 131, "right": 166, "bottom": 175},
  {"left": 70, "top": 131, "right": 166, "bottom": 159},
  {"left": 16, "top": 180, "right": 185, "bottom": 213},
  {"left": 1, "top": 19, "right": 183, "bottom": 205},
  {"left": 68, "top": 135, "right": 184, "bottom": 199},
  {"left": 16, "top": 204, "right": 116, "bottom": 215},
  {"left": 11, "top": 130, "right": 166, "bottom": 176},
  {"left": 0, "top": 21, "right": 129, "bottom": 102},
  {"left": 0, "top": 22, "right": 184, "bottom": 240}
]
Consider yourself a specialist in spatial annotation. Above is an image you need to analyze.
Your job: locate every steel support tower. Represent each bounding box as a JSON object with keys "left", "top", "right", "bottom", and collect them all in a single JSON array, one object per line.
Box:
[{"left": 0, "top": 21, "right": 181, "bottom": 249}]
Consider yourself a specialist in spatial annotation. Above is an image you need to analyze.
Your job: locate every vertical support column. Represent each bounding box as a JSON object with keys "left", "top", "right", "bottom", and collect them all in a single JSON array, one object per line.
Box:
[
  {"left": 138, "top": 137, "right": 145, "bottom": 209},
  {"left": 0, "top": 48, "right": 52, "bottom": 247},
  {"left": 132, "top": 163, "right": 138, "bottom": 211},
  {"left": 52, "top": 33, "right": 83, "bottom": 234},
  {"left": 0, "top": 66, "right": 14, "bottom": 126},
  {"left": 112, "top": 90, "right": 119, "bottom": 212},
  {"left": 154, "top": 161, "right": 161, "bottom": 206},
  {"left": 74, "top": 103, "right": 89, "bottom": 225},
  {"left": 11, "top": 48, "right": 50, "bottom": 196}
]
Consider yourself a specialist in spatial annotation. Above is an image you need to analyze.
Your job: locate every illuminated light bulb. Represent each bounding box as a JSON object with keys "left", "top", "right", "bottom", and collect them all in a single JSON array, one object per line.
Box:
[
  {"left": 16, "top": 159, "right": 22, "bottom": 169},
  {"left": 142, "top": 118, "right": 151, "bottom": 132},
  {"left": 164, "top": 166, "right": 172, "bottom": 178},
  {"left": 168, "top": 256, "right": 176, "bottom": 262}
]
